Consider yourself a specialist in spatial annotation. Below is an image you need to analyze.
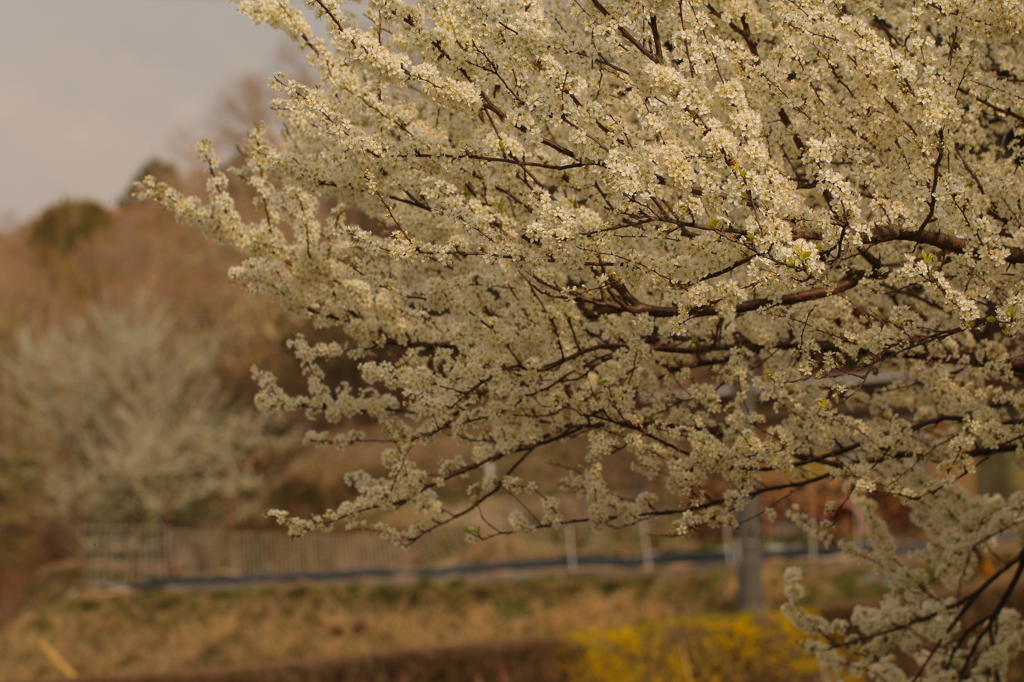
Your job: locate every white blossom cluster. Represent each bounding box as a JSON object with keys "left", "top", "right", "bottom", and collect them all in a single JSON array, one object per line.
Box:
[{"left": 138, "top": 0, "right": 1024, "bottom": 677}]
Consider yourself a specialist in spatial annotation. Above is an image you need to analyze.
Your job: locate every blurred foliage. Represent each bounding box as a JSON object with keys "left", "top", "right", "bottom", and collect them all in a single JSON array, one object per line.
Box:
[
  {"left": 0, "top": 458, "right": 41, "bottom": 566},
  {"left": 2, "top": 302, "right": 296, "bottom": 525},
  {"left": 568, "top": 613, "right": 822, "bottom": 682},
  {"left": 29, "top": 200, "right": 111, "bottom": 252},
  {"left": 121, "top": 160, "right": 178, "bottom": 205}
]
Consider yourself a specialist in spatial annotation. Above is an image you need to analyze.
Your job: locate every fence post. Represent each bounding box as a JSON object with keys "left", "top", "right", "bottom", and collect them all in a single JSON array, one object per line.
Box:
[
  {"left": 722, "top": 525, "right": 735, "bottom": 565},
  {"left": 736, "top": 497, "right": 764, "bottom": 611},
  {"left": 638, "top": 519, "right": 654, "bottom": 572},
  {"left": 565, "top": 524, "right": 578, "bottom": 574}
]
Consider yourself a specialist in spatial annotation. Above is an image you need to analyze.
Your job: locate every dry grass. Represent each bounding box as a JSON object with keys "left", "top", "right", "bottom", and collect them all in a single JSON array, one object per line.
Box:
[{"left": 0, "top": 557, "right": 889, "bottom": 681}]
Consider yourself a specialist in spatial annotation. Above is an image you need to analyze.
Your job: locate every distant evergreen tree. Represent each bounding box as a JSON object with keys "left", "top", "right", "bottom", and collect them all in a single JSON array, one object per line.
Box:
[{"left": 29, "top": 200, "right": 111, "bottom": 252}]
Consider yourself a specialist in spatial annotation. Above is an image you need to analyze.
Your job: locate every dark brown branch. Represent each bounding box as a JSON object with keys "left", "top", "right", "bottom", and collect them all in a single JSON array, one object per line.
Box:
[
  {"left": 784, "top": 220, "right": 1024, "bottom": 264},
  {"left": 692, "top": 270, "right": 863, "bottom": 318},
  {"left": 959, "top": 555, "right": 1024, "bottom": 677},
  {"left": 959, "top": 88, "right": 1024, "bottom": 122},
  {"left": 916, "top": 130, "right": 944, "bottom": 231},
  {"left": 617, "top": 25, "right": 661, "bottom": 64},
  {"left": 705, "top": 4, "right": 759, "bottom": 57},
  {"left": 650, "top": 15, "right": 664, "bottom": 64},
  {"left": 872, "top": 224, "right": 1024, "bottom": 263},
  {"left": 590, "top": 0, "right": 661, "bottom": 64},
  {"left": 541, "top": 138, "right": 578, "bottom": 159},
  {"left": 311, "top": 0, "right": 344, "bottom": 32},
  {"left": 389, "top": 192, "right": 432, "bottom": 212},
  {"left": 469, "top": 155, "right": 588, "bottom": 171},
  {"left": 417, "top": 150, "right": 591, "bottom": 171},
  {"left": 480, "top": 91, "right": 507, "bottom": 120},
  {"left": 579, "top": 270, "right": 864, "bottom": 319},
  {"left": 699, "top": 254, "right": 755, "bottom": 282}
]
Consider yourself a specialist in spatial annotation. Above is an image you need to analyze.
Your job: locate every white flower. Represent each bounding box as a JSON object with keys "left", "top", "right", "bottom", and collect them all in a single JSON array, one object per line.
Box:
[{"left": 140, "top": 0, "right": 1024, "bottom": 677}]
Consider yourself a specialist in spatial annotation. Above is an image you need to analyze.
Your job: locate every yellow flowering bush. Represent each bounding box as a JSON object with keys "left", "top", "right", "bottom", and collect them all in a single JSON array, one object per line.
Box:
[{"left": 568, "top": 613, "right": 821, "bottom": 682}]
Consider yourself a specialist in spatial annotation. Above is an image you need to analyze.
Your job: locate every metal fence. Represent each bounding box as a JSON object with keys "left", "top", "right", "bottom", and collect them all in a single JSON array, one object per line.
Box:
[
  {"left": 80, "top": 523, "right": 470, "bottom": 588},
  {"left": 80, "top": 515, "right": 825, "bottom": 589}
]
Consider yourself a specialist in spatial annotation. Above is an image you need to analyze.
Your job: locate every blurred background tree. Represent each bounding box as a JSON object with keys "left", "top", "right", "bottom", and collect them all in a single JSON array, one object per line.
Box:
[
  {"left": 2, "top": 303, "right": 290, "bottom": 526},
  {"left": 28, "top": 201, "right": 111, "bottom": 254}
]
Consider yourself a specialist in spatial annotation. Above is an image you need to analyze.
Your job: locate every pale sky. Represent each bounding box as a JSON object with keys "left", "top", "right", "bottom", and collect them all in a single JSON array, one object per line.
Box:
[{"left": 0, "top": 0, "right": 326, "bottom": 232}]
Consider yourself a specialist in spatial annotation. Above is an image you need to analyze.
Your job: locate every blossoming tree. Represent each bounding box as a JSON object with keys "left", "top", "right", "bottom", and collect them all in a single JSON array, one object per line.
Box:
[
  {"left": 139, "top": 0, "right": 1024, "bottom": 677},
  {"left": 4, "top": 305, "right": 277, "bottom": 525}
]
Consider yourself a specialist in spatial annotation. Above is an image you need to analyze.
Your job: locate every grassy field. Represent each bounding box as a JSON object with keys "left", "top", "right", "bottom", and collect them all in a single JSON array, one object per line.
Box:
[{"left": 0, "top": 556, "right": 888, "bottom": 681}]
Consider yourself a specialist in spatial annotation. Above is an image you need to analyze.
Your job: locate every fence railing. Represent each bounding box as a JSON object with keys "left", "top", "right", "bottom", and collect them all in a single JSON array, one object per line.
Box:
[
  {"left": 80, "top": 523, "right": 470, "bottom": 588},
  {"left": 81, "top": 517, "right": 829, "bottom": 589}
]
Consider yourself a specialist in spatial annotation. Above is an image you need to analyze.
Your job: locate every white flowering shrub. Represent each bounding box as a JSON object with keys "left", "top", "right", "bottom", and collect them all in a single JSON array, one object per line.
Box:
[
  {"left": 138, "top": 0, "right": 1024, "bottom": 677},
  {"left": 3, "top": 304, "right": 281, "bottom": 524}
]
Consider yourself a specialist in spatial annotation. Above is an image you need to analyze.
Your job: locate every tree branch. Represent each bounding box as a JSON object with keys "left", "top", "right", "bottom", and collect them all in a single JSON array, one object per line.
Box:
[{"left": 578, "top": 271, "right": 864, "bottom": 319}]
